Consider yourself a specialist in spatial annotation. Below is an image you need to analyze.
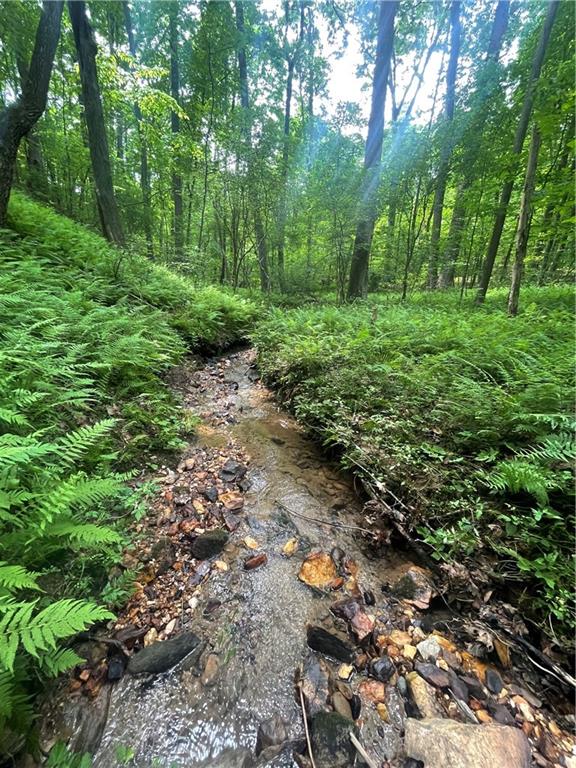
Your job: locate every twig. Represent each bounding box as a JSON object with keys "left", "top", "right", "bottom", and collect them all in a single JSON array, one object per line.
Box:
[
  {"left": 275, "top": 500, "right": 375, "bottom": 538},
  {"left": 350, "top": 732, "right": 378, "bottom": 768},
  {"left": 297, "top": 681, "right": 316, "bottom": 768}
]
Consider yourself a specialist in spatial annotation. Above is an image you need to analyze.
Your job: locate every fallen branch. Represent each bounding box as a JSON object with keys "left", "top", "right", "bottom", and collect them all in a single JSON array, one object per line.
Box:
[
  {"left": 275, "top": 499, "right": 376, "bottom": 538},
  {"left": 297, "top": 680, "right": 317, "bottom": 768},
  {"left": 350, "top": 732, "right": 378, "bottom": 768}
]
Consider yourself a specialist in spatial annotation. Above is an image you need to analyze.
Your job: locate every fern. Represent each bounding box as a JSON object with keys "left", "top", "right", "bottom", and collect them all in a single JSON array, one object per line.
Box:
[{"left": 0, "top": 564, "right": 40, "bottom": 592}]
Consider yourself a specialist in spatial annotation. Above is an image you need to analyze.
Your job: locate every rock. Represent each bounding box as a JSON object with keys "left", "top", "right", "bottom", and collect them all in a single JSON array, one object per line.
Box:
[
  {"left": 306, "top": 626, "right": 354, "bottom": 663},
  {"left": 358, "top": 679, "right": 386, "bottom": 704},
  {"left": 460, "top": 674, "right": 487, "bottom": 701},
  {"left": 310, "top": 711, "right": 357, "bottom": 768},
  {"left": 223, "top": 512, "right": 241, "bottom": 531},
  {"left": 128, "top": 632, "right": 200, "bottom": 675},
  {"left": 337, "top": 664, "right": 354, "bottom": 681},
  {"left": 331, "top": 598, "right": 360, "bottom": 622},
  {"left": 416, "top": 637, "right": 441, "bottom": 661},
  {"left": 370, "top": 655, "right": 395, "bottom": 682},
  {"left": 255, "top": 715, "right": 288, "bottom": 756},
  {"left": 405, "top": 718, "right": 531, "bottom": 768},
  {"left": 220, "top": 491, "right": 244, "bottom": 511},
  {"left": 406, "top": 671, "right": 444, "bottom": 718},
  {"left": 447, "top": 670, "right": 468, "bottom": 702},
  {"left": 204, "top": 486, "right": 219, "bottom": 502},
  {"left": 391, "top": 566, "right": 435, "bottom": 610},
  {"left": 191, "top": 529, "right": 229, "bottom": 559},
  {"left": 332, "top": 691, "right": 353, "bottom": 721},
  {"left": 403, "top": 644, "right": 417, "bottom": 661},
  {"left": 363, "top": 589, "right": 376, "bottom": 606},
  {"left": 282, "top": 538, "right": 299, "bottom": 557},
  {"left": 220, "top": 459, "right": 247, "bottom": 482},
  {"left": 201, "top": 653, "right": 219, "bottom": 686},
  {"left": 299, "top": 552, "right": 338, "bottom": 589},
  {"left": 350, "top": 610, "right": 375, "bottom": 641},
  {"left": 149, "top": 536, "right": 176, "bottom": 575},
  {"left": 415, "top": 662, "right": 450, "bottom": 689},
  {"left": 300, "top": 653, "right": 331, "bottom": 716},
  {"left": 485, "top": 668, "right": 503, "bottom": 694},
  {"left": 106, "top": 655, "right": 126, "bottom": 681},
  {"left": 244, "top": 553, "right": 267, "bottom": 570}
]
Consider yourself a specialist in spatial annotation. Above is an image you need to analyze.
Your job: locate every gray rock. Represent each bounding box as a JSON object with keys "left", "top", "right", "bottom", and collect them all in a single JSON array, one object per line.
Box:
[
  {"left": 416, "top": 637, "right": 441, "bottom": 661},
  {"left": 255, "top": 715, "right": 288, "bottom": 756},
  {"left": 191, "top": 529, "right": 229, "bottom": 559},
  {"left": 332, "top": 691, "right": 353, "bottom": 721},
  {"left": 128, "top": 632, "right": 200, "bottom": 675},
  {"left": 391, "top": 567, "right": 435, "bottom": 609},
  {"left": 370, "top": 655, "right": 395, "bottom": 682},
  {"left": 310, "top": 711, "right": 357, "bottom": 768},
  {"left": 220, "top": 459, "right": 247, "bottom": 482},
  {"left": 404, "top": 718, "right": 531, "bottom": 768},
  {"left": 485, "top": 668, "right": 503, "bottom": 694},
  {"left": 300, "top": 653, "right": 331, "bottom": 717}
]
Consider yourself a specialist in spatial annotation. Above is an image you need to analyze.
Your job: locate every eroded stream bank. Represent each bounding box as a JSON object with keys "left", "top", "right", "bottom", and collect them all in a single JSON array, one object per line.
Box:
[{"left": 41, "top": 350, "right": 574, "bottom": 768}]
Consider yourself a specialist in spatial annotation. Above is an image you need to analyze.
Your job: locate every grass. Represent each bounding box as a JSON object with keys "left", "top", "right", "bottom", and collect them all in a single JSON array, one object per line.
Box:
[
  {"left": 0, "top": 193, "right": 257, "bottom": 757},
  {"left": 253, "top": 286, "right": 575, "bottom": 645}
]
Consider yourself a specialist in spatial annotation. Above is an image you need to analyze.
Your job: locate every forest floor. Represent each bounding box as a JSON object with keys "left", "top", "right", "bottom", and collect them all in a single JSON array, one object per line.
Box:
[{"left": 41, "top": 349, "right": 575, "bottom": 768}]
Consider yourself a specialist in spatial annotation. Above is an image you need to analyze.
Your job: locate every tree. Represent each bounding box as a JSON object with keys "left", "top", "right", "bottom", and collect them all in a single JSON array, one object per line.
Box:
[
  {"left": 168, "top": 1, "right": 183, "bottom": 262},
  {"left": 347, "top": 1, "right": 398, "bottom": 300},
  {"left": 427, "top": 1, "right": 461, "bottom": 289},
  {"left": 475, "top": 1, "right": 559, "bottom": 304},
  {"left": 0, "top": 1, "right": 63, "bottom": 226},
  {"left": 69, "top": 0, "right": 124, "bottom": 246},
  {"left": 508, "top": 123, "right": 541, "bottom": 316}
]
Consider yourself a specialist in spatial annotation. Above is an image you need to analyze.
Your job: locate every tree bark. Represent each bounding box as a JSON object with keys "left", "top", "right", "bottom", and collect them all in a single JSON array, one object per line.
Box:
[
  {"left": 427, "top": 1, "right": 461, "bottom": 289},
  {"left": 168, "top": 2, "right": 184, "bottom": 261},
  {"left": 347, "top": 1, "right": 398, "bottom": 300},
  {"left": 235, "top": 0, "right": 270, "bottom": 292},
  {"left": 0, "top": 1, "right": 63, "bottom": 226},
  {"left": 439, "top": 0, "right": 510, "bottom": 288},
  {"left": 475, "top": 1, "right": 558, "bottom": 304},
  {"left": 508, "top": 124, "right": 541, "bottom": 316},
  {"left": 69, "top": 0, "right": 124, "bottom": 246},
  {"left": 123, "top": 2, "right": 153, "bottom": 258}
]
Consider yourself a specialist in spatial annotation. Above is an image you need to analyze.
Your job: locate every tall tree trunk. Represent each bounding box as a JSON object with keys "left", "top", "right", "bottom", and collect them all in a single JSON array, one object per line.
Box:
[
  {"left": 15, "top": 53, "right": 48, "bottom": 199},
  {"left": 508, "top": 124, "right": 541, "bottom": 316},
  {"left": 123, "top": 2, "right": 153, "bottom": 258},
  {"left": 439, "top": 0, "right": 510, "bottom": 288},
  {"left": 235, "top": 0, "right": 270, "bottom": 292},
  {"left": 69, "top": 0, "right": 124, "bottom": 246},
  {"left": 0, "top": 1, "right": 63, "bottom": 226},
  {"left": 475, "top": 1, "right": 558, "bottom": 304},
  {"left": 168, "top": 2, "right": 184, "bottom": 261},
  {"left": 276, "top": 56, "right": 295, "bottom": 293},
  {"left": 427, "top": 0, "right": 461, "bottom": 289},
  {"left": 347, "top": 1, "right": 398, "bottom": 300}
]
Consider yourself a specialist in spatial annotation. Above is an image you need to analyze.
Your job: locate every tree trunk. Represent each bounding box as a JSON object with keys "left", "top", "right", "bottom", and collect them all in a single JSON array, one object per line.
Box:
[
  {"left": 427, "top": 1, "right": 461, "bottom": 289},
  {"left": 169, "top": 2, "right": 184, "bottom": 261},
  {"left": 276, "top": 56, "right": 295, "bottom": 293},
  {"left": 15, "top": 53, "right": 48, "bottom": 199},
  {"left": 439, "top": 0, "right": 510, "bottom": 288},
  {"left": 508, "top": 124, "right": 541, "bottom": 316},
  {"left": 123, "top": 2, "right": 153, "bottom": 258},
  {"left": 235, "top": 0, "right": 270, "bottom": 292},
  {"left": 69, "top": 0, "right": 124, "bottom": 246},
  {"left": 475, "top": 1, "right": 558, "bottom": 304},
  {"left": 0, "top": 1, "right": 63, "bottom": 226},
  {"left": 347, "top": 1, "right": 398, "bottom": 300}
]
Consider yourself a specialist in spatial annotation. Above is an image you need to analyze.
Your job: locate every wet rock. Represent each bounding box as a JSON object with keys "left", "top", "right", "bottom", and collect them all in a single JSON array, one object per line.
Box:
[
  {"left": 300, "top": 653, "right": 331, "bottom": 716},
  {"left": 204, "top": 486, "right": 219, "bottom": 502},
  {"left": 406, "top": 671, "right": 444, "bottom": 718},
  {"left": 128, "top": 632, "right": 200, "bottom": 675},
  {"left": 332, "top": 691, "right": 353, "bottom": 721},
  {"left": 191, "top": 529, "right": 229, "bottom": 559},
  {"left": 310, "top": 711, "right": 357, "bottom": 768},
  {"left": 350, "top": 609, "right": 375, "bottom": 641},
  {"left": 485, "top": 668, "right": 503, "bottom": 694},
  {"left": 488, "top": 703, "right": 516, "bottom": 726},
  {"left": 224, "top": 512, "right": 241, "bottom": 531},
  {"left": 338, "top": 664, "right": 354, "bottom": 681},
  {"left": 370, "top": 655, "right": 395, "bottom": 683},
  {"left": 416, "top": 637, "right": 441, "bottom": 661},
  {"left": 255, "top": 715, "right": 288, "bottom": 756},
  {"left": 447, "top": 670, "right": 469, "bottom": 702},
  {"left": 220, "top": 459, "right": 247, "bottom": 482},
  {"left": 460, "top": 674, "right": 487, "bottom": 701},
  {"left": 107, "top": 655, "right": 126, "bottom": 681},
  {"left": 331, "top": 598, "right": 360, "bottom": 622},
  {"left": 391, "top": 567, "right": 435, "bottom": 610},
  {"left": 244, "top": 553, "right": 268, "bottom": 570},
  {"left": 350, "top": 694, "right": 361, "bottom": 720},
  {"left": 220, "top": 490, "right": 244, "bottom": 511},
  {"left": 415, "top": 662, "right": 450, "bottom": 689},
  {"left": 358, "top": 679, "right": 386, "bottom": 704},
  {"left": 306, "top": 626, "right": 354, "bottom": 663},
  {"left": 363, "top": 589, "right": 375, "bottom": 606},
  {"left": 331, "top": 546, "right": 345, "bottom": 568},
  {"left": 201, "top": 653, "right": 219, "bottom": 686},
  {"left": 189, "top": 560, "right": 211, "bottom": 586},
  {"left": 404, "top": 718, "right": 531, "bottom": 768},
  {"left": 299, "top": 552, "right": 338, "bottom": 589}
]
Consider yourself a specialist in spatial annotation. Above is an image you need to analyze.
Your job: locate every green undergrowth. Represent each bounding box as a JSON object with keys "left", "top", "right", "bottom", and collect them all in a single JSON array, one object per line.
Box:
[
  {"left": 253, "top": 287, "right": 575, "bottom": 645},
  {"left": 0, "top": 194, "right": 257, "bottom": 757}
]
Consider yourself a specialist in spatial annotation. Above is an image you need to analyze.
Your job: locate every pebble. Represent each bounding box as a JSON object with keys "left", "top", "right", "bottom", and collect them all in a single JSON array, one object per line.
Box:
[
  {"left": 370, "top": 655, "right": 395, "bottom": 682},
  {"left": 332, "top": 691, "right": 353, "bottom": 721},
  {"left": 417, "top": 636, "right": 442, "bottom": 661},
  {"left": 337, "top": 664, "right": 354, "bottom": 681},
  {"left": 486, "top": 668, "right": 503, "bottom": 694},
  {"left": 376, "top": 702, "right": 389, "bottom": 722},
  {"left": 403, "top": 644, "right": 417, "bottom": 660},
  {"left": 244, "top": 553, "right": 267, "bottom": 570},
  {"left": 201, "top": 653, "right": 219, "bottom": 686},
  {"left": 415, "top": 662, "right": 451, "bottom": 689}
]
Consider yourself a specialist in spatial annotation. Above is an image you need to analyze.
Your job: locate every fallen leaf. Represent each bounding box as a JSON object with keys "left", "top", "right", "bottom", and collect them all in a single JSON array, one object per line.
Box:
[
  {"left": 494, "top": 637, "right": 512, "bottom": 668},
  {"left": 298, "top": 552, "right": 337, "bottom": 589}
]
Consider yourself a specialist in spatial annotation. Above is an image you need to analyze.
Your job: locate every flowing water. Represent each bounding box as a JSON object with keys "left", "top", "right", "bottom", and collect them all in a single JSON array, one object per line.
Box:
[{"left": 48, "top": 350, "right": 414, "bottom": 768}]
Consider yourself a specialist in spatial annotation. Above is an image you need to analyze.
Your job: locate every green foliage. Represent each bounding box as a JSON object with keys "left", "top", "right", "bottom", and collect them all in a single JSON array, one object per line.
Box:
[
  {"left": 254, "top": 287, "right": 575, "bottom": 641},
  {"left": 0, "top": 194, "right": 256, "bottom": 756}
]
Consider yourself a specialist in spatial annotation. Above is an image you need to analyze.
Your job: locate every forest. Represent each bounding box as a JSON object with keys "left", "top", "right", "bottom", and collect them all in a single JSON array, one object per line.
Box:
[{"left": 0, "top": 1, "right": 574, "bottom": 766}]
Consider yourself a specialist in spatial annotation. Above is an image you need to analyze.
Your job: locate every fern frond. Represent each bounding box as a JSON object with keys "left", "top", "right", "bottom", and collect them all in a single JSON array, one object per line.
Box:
[{"left": 0, "top": 564, "right": 40, "bottom": 592}]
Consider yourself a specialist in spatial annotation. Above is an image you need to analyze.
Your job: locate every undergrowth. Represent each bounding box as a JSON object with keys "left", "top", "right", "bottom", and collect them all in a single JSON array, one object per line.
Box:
[
  {"left": 253, "top": 287, "right": 575, "bottom": 645},
  {"left": 0, "top": 194, "right": 256, "bottom": 757}
]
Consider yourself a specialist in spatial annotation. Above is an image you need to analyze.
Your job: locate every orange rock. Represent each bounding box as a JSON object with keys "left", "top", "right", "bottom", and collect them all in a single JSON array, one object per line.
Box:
[
  {"left": 389, "top": 629, "right": 412, "bottom": 647},
  {"left": 476, "top": 710, "right": 493, "bottom": 724},
  {"left": 298, "top": 552, "right": 337, "bottom": 589},
  {"left": 461, "top": 651, "right": 488, "bottom": 683},
  {"left": 433, "top": 633, "right": 457, "bottom": 653},
  {"left": 358, "top": 679, "right": 386, "bottom": 703}
]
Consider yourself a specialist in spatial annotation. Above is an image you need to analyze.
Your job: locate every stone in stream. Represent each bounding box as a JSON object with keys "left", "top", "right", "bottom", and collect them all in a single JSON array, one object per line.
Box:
[
  {"left": 406, "top": 671, "right": 444, "bottom": 719},
  {"left": 127, "top": 631, "right": 200, "bottom": 675},
  {"left": 310, "top": 711, "right": 357, "bottom": 768},
  {"left": 220, "top": 459, "right": 247, "bottom": 483},
  {"left": 191, "top": 529, "right": 229, "bottom": 559},
  {"left": 331, "top": 691, "right": 353, "bottom": 721},
  {"left": 300, "top": 653, "right": 331, "bottom": 717},
  {"left": 370, "top": 655, "right": 396, "bottom": 683},
  {"left": 255, "top": 715, "right": 288, "bottom": 756},
  {"left": 306, "top": 626, "right": 354, "bottom": 663},
  {"left": 404, "top": 718, "right": 532, "bottom": 768},
  {"left": 391, "top": 566, "right": 435, "bottom": 610},
  {"left": 415, "top": 662, "right": 451, "bottom": 689},
  {"left": 447, "top": 669, "right": 469, "bottom": 702},
  {"left": 485, "top": 667, "right": 504, "bottom": 694},
  {"left": 416, "top": 636, "right": 441, "bottom": 661}
]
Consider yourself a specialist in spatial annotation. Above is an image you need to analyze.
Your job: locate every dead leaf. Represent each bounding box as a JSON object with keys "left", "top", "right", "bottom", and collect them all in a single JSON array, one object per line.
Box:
[
  {"left": 298, "top": 552, "right": 337, "bottom": 589},
  {"left": 494, "top": 637, "right": 512, "bottom": 668}
]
